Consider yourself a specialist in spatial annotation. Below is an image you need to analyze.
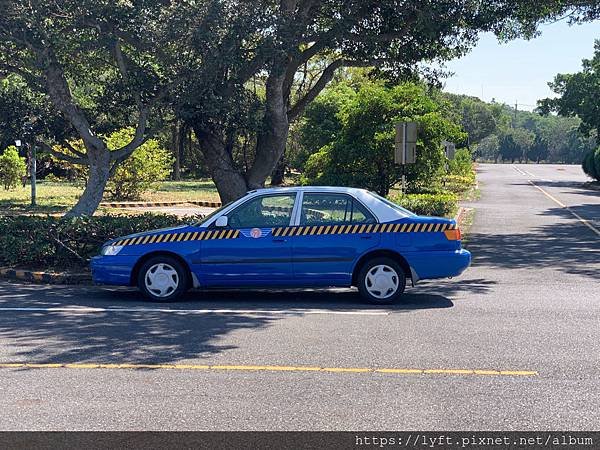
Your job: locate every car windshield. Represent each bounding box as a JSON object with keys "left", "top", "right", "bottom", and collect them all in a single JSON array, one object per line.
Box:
[
  {"left": 367, "top": 191, "right": 416, "bottom": 217},
  {"left": 195, "top": 201, "right": 235, "bottom": 226}
]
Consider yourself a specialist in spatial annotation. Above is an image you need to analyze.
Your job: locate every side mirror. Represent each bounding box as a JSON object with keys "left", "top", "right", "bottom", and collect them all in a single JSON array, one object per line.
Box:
[{"left": 215, "top": 216, "right": 228, "bottom": 228}]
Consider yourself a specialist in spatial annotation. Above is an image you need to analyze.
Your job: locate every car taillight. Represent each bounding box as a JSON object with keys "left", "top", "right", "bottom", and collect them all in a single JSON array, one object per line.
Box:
[{"left": 444, "top": 228, "right": 462, "bottom": 241}]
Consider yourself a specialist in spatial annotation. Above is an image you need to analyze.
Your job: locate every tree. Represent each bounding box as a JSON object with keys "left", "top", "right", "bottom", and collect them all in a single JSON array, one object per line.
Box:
[
  {"left": 444, "top": 94, "right": 497, "bottom": 146},
  {"left": 528, "top": 135, "right": 549, "bottom": 163},
  {"left": 499, "top": 128, "right": 534, "bottom": 162},
  {"left": 476, "top": 135, "right": 501, "bottom": 162},
  {"left": 2, "top": 1, "right": 599, "bottom": 212},
  {"left": 538, "top": 39, "right": 600, "bottom": 143},
  {"left": 292, "top": 81, "right": 357, "bottom": 172},
  {"left": 300, "top": 81, "right": 465, "bottom": 196},
  {"left": 176, "top": 0, "right": 600, "bottom": 203},
  {"left": 582, "top": 148, "right": 600, "bottom": 181},
  {"left": 0, "top": 1, "right": 180, "bottom": 216}
]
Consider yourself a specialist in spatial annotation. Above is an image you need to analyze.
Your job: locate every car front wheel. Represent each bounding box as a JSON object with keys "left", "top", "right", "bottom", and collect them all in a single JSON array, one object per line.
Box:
[
  {"left": 138, "top": 256, "right": 189, "bottom": 302},
  {"left": 357, "top": 257, "right": 406, "bottom": 304}
]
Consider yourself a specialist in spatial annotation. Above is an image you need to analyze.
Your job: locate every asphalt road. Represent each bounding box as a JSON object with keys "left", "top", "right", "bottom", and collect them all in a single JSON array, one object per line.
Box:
[{"left": 0, "top": 164, "right": 598, "bottom": 430}]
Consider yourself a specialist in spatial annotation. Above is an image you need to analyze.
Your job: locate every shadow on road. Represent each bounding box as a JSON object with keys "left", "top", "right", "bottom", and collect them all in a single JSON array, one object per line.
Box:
[
  {"left": 0, "top": 282, "right": 455, "bottom": 364},
  {"left": 467, "top": 218, "right": 599, "bottom": 280},
  {"left": 540, "top": 203, "right": 600, "bottom": 224},
  {"left": 533, "top": 179, "right": 600, "bottom": 198}
]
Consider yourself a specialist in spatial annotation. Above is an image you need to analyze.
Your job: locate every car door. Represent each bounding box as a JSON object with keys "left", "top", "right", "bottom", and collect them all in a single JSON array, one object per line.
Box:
[
  {"left": 194, "top": 193, "right": 297, "bottom": 287},
  {"left": 291, "top": 192, "right": 380, "bottom": 285}
]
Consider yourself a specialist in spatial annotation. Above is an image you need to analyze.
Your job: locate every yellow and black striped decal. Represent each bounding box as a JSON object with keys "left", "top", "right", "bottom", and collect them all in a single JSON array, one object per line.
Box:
[
  {"left": 114, "top": 222, "right": 455, "bottom": 246},
  {"left": 114, "top": 229, "right": 240, "bottom": 246},
  {"left": 271, "top": 222, "right": 455, "bottom": 237}
]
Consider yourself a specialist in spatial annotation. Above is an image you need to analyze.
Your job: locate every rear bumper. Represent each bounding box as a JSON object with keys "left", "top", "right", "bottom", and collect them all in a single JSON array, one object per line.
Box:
[
  {"left": 406, "top": 249, "right": 471, "bottom": 281},
  {"left": 90, "top": 255, "right": 134, "bottom": 286}
]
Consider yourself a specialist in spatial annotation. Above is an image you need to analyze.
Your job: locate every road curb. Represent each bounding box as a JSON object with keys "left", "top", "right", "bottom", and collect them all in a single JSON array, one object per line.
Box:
[
  {"left": 100, "top": 200, "right": 222, "bottom": 209},
  {"left": 0, "top": 268, "right": 91, "bottom": 285},
  {"left": 454, "top": 206, "right": 475, "bottom": 238},
  {"left": 454, "top": 206, "right": 466, "bottom": 224}
]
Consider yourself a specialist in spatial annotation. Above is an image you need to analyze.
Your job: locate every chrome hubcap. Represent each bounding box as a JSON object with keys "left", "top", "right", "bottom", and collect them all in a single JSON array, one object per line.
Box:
[
  {"left": 145, "top": 263, "right": 179, "bottom": 298},
  {"left": 365, "top": 264, "right": 399, "bottom": 299}
]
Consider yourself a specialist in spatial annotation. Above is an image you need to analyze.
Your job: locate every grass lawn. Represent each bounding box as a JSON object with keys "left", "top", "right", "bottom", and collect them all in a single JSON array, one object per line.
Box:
[{"left": 0, "top": 179, "right": 220, "bottom": 215}]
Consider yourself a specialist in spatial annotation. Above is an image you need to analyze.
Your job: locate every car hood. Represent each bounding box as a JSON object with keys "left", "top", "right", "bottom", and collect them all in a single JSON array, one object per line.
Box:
[{"left": 106, "top": 225, "right": 193, "bottom": 246}]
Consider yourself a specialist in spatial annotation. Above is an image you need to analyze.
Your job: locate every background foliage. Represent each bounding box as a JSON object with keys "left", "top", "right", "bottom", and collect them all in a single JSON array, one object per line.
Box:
[
  {"left": 0, "top": 146, "right": 27, "bottom": 190},
  {"left": 299, "top": 80, "right": 466, "bottom": 195}
]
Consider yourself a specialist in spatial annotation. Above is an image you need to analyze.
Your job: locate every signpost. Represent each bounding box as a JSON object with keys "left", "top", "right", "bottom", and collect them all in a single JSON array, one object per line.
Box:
[
  {"left": 442, "top": 140, "right": 456, "bottom": 160},
  {"left": 395, "top": 122, "right": 418, "bottom": 194},
  {"left": 442, "top": 140, "right": 456, "bottom": 175}
]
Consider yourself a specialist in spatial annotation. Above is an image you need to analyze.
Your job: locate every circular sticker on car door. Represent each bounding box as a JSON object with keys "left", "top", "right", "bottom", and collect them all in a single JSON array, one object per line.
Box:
[{"left": 250, "top": 228, "right": 262, "bottom": 238}]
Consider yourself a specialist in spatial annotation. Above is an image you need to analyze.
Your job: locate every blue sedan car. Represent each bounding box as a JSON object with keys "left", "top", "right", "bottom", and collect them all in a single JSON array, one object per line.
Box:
[{"left": 91, "top": 187, "right": 471, "bottom": 304}]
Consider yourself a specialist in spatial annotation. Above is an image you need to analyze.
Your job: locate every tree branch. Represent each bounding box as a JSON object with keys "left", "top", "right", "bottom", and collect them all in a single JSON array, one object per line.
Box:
[
  {"left": 39, "top": 141, "right": 88, "bottom": 165},
  {"left": 109, "top": 106, "right": 151, "bottom": 161},
  {"left": 61, "top": 140, "right": 87, "bottom": 159},
  {"left": 287, "top": 59, "right": 371, "bottom": 121},
  {"left": 42, "top": 48, "right": 105, "bottom": 150}
]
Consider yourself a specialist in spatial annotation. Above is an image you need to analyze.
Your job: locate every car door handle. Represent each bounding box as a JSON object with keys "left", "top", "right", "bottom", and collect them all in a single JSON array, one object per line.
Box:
[
  {"left": 273, "top": 238, "right": 287, "bottom": 243},
  {"left": 360, "top": 235, "right": 372, "bottom": 240}
]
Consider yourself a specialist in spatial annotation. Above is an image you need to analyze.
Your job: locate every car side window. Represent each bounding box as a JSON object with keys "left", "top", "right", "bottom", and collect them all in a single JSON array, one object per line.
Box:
[
  {"left": 300, "top": 193, "right": 376, "bottom": 226},
  {"left": 227, "top": 194, "right": 296, "bottom": 228}
]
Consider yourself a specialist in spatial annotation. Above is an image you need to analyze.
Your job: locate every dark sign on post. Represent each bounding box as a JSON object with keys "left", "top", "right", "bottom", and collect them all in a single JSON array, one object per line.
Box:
[
  {"left": 395, "top": 122, "right": 417, "bottom": 165},
  {"left": 442, "top": 140, "right": 456, "bottom": 160}
]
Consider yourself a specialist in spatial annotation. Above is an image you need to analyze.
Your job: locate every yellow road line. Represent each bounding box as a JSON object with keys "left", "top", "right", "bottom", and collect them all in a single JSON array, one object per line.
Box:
[
  {"left": 528, "top": 180, "right": 600, "bottom": 237},
  {"left": 0, "top": 363, "right": 538, "bottom": 376}
]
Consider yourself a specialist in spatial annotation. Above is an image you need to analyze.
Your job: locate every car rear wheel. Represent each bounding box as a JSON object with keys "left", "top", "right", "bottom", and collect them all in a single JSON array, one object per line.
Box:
[
  {"left": 357, "top": 257, "right": 406, "bottom": 304},
  {"left": 138, "top": 256, "right": 189, "bottom": 302}
]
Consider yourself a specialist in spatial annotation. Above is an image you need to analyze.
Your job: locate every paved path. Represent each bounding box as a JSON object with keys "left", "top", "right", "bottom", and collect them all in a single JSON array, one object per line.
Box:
[{"left": 0, "top": 164, "right": 598, "bottom": 430}]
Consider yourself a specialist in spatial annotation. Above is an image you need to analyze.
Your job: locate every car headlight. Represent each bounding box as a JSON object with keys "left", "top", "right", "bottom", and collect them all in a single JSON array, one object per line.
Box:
[{"left": 101, "top": 245, "right": 124, "bottom": 256}]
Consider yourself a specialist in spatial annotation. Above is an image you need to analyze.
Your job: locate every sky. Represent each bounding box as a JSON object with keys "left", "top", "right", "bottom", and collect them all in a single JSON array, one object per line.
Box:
[{"left": 441, "top": 19, "right": 600, "bottom": 111}]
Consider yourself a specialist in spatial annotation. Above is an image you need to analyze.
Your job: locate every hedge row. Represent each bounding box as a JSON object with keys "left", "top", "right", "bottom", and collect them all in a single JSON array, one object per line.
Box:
[
  {"left": 0, "top": 214, "right": 186, "bottom": 271},
  {"left": 388, "top": 192, "right": 458, "bottom": 217}
]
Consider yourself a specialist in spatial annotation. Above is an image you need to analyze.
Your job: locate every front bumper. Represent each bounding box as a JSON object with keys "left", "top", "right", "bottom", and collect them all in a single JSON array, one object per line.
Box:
[
  {"left": 406, "top": 249, "right": 471, "bottom": 281},
  {"left": 90, "top": 255, "right": 135, "bottom": 286}
]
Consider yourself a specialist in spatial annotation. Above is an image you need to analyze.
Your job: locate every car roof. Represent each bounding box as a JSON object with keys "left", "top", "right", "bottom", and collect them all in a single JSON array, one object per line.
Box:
[{"left": 250, "top": 186, "right": 369, "bottom": 195}]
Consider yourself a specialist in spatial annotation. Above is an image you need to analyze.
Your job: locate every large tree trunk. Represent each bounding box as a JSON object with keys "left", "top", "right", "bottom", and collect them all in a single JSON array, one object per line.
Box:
[
  {"left": 246, "top": 68, "right": 290, "bottom": 190},
  {"left": 193, "top": 127, "right": 248, "bottom": 204},
  {"left": 192, "top": 67, "right": 291, "bottom": 204},
  {"left": 64, "top": 145, "right": 111, "bottom": 217},
  {"left": 270, "top": 154, "right": 286, "bottom": 186}
]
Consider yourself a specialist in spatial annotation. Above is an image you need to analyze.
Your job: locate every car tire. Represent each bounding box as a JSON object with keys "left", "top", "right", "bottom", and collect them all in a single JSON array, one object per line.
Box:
[
  {"left": 357, "top": 257, "right": 406, "bottom": 304},
  {"left": 137, "top": 256, "right": 189, "bottom": 302}
]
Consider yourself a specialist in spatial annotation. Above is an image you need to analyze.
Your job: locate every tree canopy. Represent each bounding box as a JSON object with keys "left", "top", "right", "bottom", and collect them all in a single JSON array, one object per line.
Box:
[
  {"left": 300, "top": 80, "right": 466, "bottom": 195},
  {"left": 1, "top": 0, "right": 600, "bottom": 213},
  {"left": 538, "top": 39, "right": 600, "bottom": 142}
]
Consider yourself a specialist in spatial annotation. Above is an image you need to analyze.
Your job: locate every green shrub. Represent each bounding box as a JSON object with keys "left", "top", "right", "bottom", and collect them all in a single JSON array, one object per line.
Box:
[
  {"left": 0, "top": 146, "right": 26, "bottom": 190},
  {"left": 448, "top": 148, "right": 475, "bottom": 177},
  {"left": 0, "top": 213, "right": 187, "bottom": 270},
  {"left": 582, "top": 148, "right": 600, "bottom": 182},
  {"left": 442, "top": 174, "right": 476, "bottom": 194},
  {"left": 51, "top": 128, "right": 174, "bottom": 200},
  {"left": 387, "top": 192, "right": 458, "bottom": 217},
  {"left": 106, "top": 129, "right": 174, "bottom": 200}
]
